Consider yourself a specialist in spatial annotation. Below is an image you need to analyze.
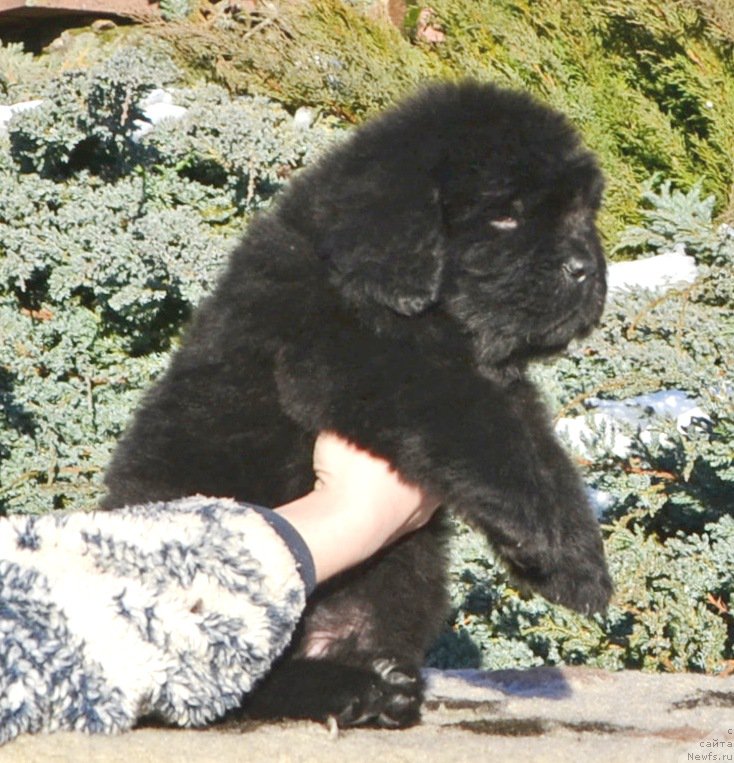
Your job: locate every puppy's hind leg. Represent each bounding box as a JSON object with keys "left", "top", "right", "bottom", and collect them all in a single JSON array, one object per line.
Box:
[
  {"left": 243, "top": 656, "right": 423, "bottom": 728},
  {"left": 242, "top": 517, "right": 448, "bottom": 728}
]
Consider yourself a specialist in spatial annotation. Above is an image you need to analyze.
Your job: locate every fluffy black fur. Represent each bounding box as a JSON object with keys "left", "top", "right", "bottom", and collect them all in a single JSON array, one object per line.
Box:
[{"left": 102, "top": 81, "right": 613, "bottom": 728}]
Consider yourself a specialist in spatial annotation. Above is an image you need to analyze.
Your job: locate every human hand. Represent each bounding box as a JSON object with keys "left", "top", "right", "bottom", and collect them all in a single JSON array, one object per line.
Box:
[{"left": 274, "top": 432, "right": 440, "bottom": 583}]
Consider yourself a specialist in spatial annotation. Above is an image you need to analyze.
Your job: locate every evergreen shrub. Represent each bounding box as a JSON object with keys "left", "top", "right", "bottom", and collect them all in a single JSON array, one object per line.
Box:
[
  {"left": 0, "top": 49, "right": 335, "bottom": 514},
  {"left": 159, "top": 0, "right": 734, "bottom": 238}
]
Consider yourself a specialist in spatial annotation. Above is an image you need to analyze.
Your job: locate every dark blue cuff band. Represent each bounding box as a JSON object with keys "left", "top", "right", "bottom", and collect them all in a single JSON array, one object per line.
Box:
[{"left": 248, "top": 505, "right": 317, "bottom": 596}]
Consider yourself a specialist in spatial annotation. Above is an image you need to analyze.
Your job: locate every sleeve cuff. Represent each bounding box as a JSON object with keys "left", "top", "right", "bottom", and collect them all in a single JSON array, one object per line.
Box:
[{"left": 248, "top": 505, "right": 317, "bottom": 596}]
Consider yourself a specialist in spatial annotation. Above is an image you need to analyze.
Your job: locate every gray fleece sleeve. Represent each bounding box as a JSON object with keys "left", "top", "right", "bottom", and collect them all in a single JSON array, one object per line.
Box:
[{"left": 0, "top": 496, "right": 311, "bottom": 744}]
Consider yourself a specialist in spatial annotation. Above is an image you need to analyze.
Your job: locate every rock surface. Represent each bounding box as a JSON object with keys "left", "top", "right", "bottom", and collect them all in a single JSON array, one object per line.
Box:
[{"left": 4, "top": 667, "right": 732, "bottom": 762}]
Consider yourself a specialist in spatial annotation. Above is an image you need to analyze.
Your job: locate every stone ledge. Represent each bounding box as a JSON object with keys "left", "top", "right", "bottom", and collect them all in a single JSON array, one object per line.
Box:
[{"left": 3, "top": 667, "right": 732, "bottom": 762}]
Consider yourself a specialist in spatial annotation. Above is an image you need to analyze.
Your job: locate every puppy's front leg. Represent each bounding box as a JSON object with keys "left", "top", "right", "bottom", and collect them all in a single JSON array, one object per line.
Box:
[
  {"left": 474, "top": 376, "right": 614, "bottom": 614},
  {"left": 275, "top": 342, "right": 612, "bottom": 614}
]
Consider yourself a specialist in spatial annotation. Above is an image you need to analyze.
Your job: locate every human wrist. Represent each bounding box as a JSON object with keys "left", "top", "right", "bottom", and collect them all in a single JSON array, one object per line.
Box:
[
  {"left": 273, "top": 433, "right": 440, "bottom": 585},
  {"left": 273, "top": 489, "right": 378, "bottom": 584}
]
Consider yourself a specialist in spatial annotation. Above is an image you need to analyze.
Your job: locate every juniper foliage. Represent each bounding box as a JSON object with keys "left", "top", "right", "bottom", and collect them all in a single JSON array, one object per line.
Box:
[
  {"left": 160, "top": 0, "right": 194, "bottom": 21},
  {"left": 158, "top": 0, "right": 734, "bottom": 237},
  {"left": 0, "top": 51, "right": 335, "bottom": 515}
]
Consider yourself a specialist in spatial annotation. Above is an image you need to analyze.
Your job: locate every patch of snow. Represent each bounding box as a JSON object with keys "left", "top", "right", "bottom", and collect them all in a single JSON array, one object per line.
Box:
[
  {"left": 588, "top": 488, "right": 615, "bottom": 518},
  {"left": 293, "top": 107, "right": 316, "bottom": 130},
  {"left": 556, "top": 389, "right": 709, "bottom": 462},
  {"left": 133, "top": 89, "right": 188, "bottom": 140},
  {"left": 594, "top": 390, "right": 709, "bottom": 430},
  {"left": 0, "top": 100, "right": 44, "bottom": 134},
  {"left": 556, "top": 411, "right": 634, "bottom": 460},
  {"left": 558, "top": 390, "right": 709, "bottom": 517},
  {"left": 607, "top": 246, "right": 698, "bottom": 294}
]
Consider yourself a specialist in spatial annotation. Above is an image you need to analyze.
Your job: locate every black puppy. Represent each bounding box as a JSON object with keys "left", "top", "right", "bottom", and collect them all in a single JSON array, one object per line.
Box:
[{"left": 103, "top": 81, "right": 613, "bottom": 728}]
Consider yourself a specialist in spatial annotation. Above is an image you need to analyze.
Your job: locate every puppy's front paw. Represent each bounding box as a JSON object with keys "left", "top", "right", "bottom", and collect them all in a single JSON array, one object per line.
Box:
[
  {"left": 534, "top": 556, "right": 613, "bottom": 615},
  {"left": 503, "top": 525, "right": 613, "bottom": 615}
]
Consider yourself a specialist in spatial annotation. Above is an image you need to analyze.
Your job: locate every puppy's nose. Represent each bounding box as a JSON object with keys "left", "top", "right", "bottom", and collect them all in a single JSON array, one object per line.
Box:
[{"left": 563, "top": 257, "right": 592, "bottom": 283}]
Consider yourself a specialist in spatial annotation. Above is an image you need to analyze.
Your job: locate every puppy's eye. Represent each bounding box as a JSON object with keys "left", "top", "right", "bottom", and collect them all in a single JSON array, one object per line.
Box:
[{"left": 489, "top": 216, "right": 518, "bottom": 231}]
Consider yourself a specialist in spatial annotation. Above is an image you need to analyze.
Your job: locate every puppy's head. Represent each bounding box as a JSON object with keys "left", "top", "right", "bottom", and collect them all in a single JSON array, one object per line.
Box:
[
  {"left": 435, "top": 83, "right": 606, "bottom": 368},
  {"left": 301, "top": 81, "right": 606, "bottom": 368}
]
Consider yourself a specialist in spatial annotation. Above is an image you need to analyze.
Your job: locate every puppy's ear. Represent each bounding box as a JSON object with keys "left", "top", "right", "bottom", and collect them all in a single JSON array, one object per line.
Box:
[{"left": 318, "top": 181, "right": 445, "bottom": 316}]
